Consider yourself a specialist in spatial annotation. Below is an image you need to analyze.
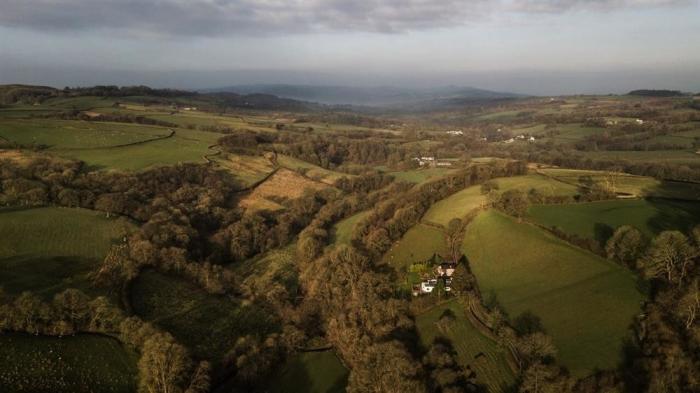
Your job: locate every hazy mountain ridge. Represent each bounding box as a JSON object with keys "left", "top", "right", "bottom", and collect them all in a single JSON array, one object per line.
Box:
[{"left": 202, "top": 84, "right": 522, "bottom": 106}]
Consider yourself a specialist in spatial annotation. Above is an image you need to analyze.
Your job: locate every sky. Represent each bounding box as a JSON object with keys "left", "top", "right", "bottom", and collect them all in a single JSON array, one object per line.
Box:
[{"left": 0, "top": 0, "right": 699, "bottom": 95}]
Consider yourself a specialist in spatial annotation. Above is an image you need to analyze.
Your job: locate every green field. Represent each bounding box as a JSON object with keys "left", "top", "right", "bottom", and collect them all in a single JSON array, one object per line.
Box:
[
  {"left": 422, "top": 185, "right": 485, "bottom": 226},
  {"left": 423, "top": 174, "right": 578, "bottom": 227},
  {"left": 383, "top": 223, "right": 445, "bottom": 270},
  {"left": 0, "top": 207, "right": 133, "bottom": 299},
  {"left": 0, "top": 117, "right": 224, "bottom": 170},
  {"left": 0, "top": 333, "right": 137, "bottom": 393},
  {"left": 416, "top": 300, "right": 515, "bottom": 393},
  {"left": 388, "top": 167, "right": 459, "bottom": 184},
  {"left": 332, "top": 210, "right": 370, "bottom": 245},
  {"left": 538, "top": 168, "right": 700, "bottom": 199},
  {"left": 268, "top": 351, "right": 348, "bottom": 393},
  {"left": 55, "top": 128, "right": 221, "bottom": 171},
  {"left": 528, "top": 199, "right": 700, "bottom": 240},
  {"left": 463, "top": 211, "right": 644, "bottom": 377},
  {"left": 130, "top": 270, "right": 279, "bottom": 364},
  {"left": 0, "top": 119, "right": 169, "bottom": 149},
  {"left": 582, "top": 149, "right": 700, "bottom": 165}
]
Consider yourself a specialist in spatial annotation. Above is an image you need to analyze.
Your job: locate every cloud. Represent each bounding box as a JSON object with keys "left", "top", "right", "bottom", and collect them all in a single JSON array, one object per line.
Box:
[
  {"left": 507, "top": 0, "right": 692, "bottom": 13},
  {"left": 0, "top": 0, "right": 692, "bottom": 36}
]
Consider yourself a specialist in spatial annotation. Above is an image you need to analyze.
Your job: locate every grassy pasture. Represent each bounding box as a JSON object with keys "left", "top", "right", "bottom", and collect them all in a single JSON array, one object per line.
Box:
[
  {"left": 463, "top": 211, "right": 644, "bottom": 377},
  {"left": 214, "top": 153, "right": 276, "bottom": 187},
  {"left": 383, "top": 223, "right": 446, "bottom": 270},
  {"left": 276, "top": 155, "right": 347, "bottom": 185},
  {"left": 41, "top": 96, "right": 117, "bottom": 111},
  {"left": 130, "top": 270, "right": 279, "bottom": 364},
  {"left": 528, "top": 199, "right": 700, "bottom": 240},
  {"left": 382, "top": 223, "right": 446, "bottom": 289},
  {"left": 0, "top": 207, "right": 133, "bottom": 299},
  {"left": 388, "top": 167, "right": 459, "bottom": 184},
  {"left": 416, "top": 300, "right": 515, "bottom": 393},
  {"left": 332, "top": 210, "right": 370, "bottom": 245},
  {"left": 268, "top": 351, "right": 348, "bottom": 393},
  {"left": 0, "top": 119, "right": 169, "bottom": 149},
  {"left": 539, "top": 168, "right": 700, "bottom": 199},
  {"left": 0, "top": 333, "right": 137, "bottom": 393},
  {"left": 422, "top": 174, "right": 578, "bottom": 227},
  {"left": 581, "top": 149, "right": 700, "bottom": 165},
  {"left": 57, "top": 128, "right": 221, "bottom": 171}
]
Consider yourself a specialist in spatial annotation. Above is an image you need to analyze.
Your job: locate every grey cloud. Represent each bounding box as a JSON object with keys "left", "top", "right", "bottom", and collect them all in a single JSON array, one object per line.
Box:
[
  {"left": 0, "top": 0, "right": 489, "bottom": 36},
  {"left": 508, "top": 0, "right": 693, "bottom": 13},
  {"left": 0, "top": 0, "right": 693, "bottom": 36}
]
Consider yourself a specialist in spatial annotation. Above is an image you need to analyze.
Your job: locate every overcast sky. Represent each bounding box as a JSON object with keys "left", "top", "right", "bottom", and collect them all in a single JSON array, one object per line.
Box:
[{"left": 1, "top": 0, "right": 699, "bottom": 95}]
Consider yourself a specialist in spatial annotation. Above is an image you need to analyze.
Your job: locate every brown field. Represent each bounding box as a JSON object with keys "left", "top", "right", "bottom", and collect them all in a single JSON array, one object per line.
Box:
[
  {"left": 215, "top": 153, "right": 276, "bottom": 187},
  {"left": 0, "top": 150, "right": 32, "bottom": 166},
  {"left": 239, "top": 168, "right": 329, "bottom": 211}
]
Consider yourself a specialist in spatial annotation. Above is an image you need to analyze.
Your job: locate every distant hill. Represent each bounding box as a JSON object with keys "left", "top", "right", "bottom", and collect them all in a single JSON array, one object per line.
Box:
[
  {"left": 627, "top": 89, "right": 686, "bottom": 97},
  {"left": 0, "top": 84, "right": 319, "bottom": 111},
  {"left": 202, "top": 84, "right": 522, "bottom": 107}
]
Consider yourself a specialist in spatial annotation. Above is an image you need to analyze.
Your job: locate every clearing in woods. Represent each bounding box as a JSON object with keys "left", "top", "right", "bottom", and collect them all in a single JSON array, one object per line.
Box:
[
  {"left": 332, "top": 210, "right": 371, "bottom": 245},
  {"left": 238, "top": 168, "right": 330, "bottom": 211}
]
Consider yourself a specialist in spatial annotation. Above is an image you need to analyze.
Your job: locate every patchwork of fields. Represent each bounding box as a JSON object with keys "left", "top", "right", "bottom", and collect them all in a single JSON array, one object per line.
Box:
[{"left": 463, "top": 211, "right": 645, "bottom": 377}]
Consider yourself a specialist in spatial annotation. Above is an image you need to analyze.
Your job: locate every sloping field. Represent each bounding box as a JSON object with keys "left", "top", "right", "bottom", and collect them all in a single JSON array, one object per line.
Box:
[
  {"left": 538, "top": 168, "right": 700, "bottom": 199},
  {"left": 582, "top": 149, "right": 700, "bottom": 165},
  {"left": 383, "top": 223, "right": 446, "bottom": 271},
  {"left": 130, "top": 271, "right": 279, "bottom": 364},
  {"left": 422, "top": 185, "right": 485, "bottom": 226},
  {"left": 215, "top": 153, "right": 276, "bottom": 187},
  {"left": 0, "top": 207, "right": 133, "bottom": 299},
  {"left": 0, "top": 333, "right": 137, "bottom": 393},
  {"left": 0, "top": 118, "right": 224, "bottom": 170},
  {"left": 239, "top": 168, "right": 329, "bottom": 211},
  {"left": 268, "top": 351, "right": 348, "bottom": 393},
  {"left": 0, "top": 119, "right": 169, "bottom": 149},
  {"left": 463, "top": 211, "right": 644, "bottom": 377},
  {"left": 388, "top": 167, "right": 459, "bottom": 184},
  {"left": 423, "top": 174, "right": 578, "bottom": 227},
  {"left": 56, "top": 128, "right": 221, "bottom": 171},
  {"left": 528, "top": 199, "right": 700, "bottom": 239},
  {"left": 416, "top": 300, "right": 515, "bottom": 393},
  {"left": 332, "top": 210, "right": 370, "bottom": 245},
  {"left": 276, "top": 155, "right": 347, "bottom": 185}
]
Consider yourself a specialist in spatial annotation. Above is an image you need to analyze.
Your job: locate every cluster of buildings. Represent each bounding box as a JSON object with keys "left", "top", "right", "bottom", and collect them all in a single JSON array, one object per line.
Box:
[
  {"left": 445, "top": 130, "right": 464, "bottom": 136},
  {"left": 413, "top": 262, "right": 457, "bottom": 296},
  {"left": 504, "top": 134, "right": 536, "bottom": 144},
  {"left": 412, "top": 156, "right": 454, "bottom": 167}
]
